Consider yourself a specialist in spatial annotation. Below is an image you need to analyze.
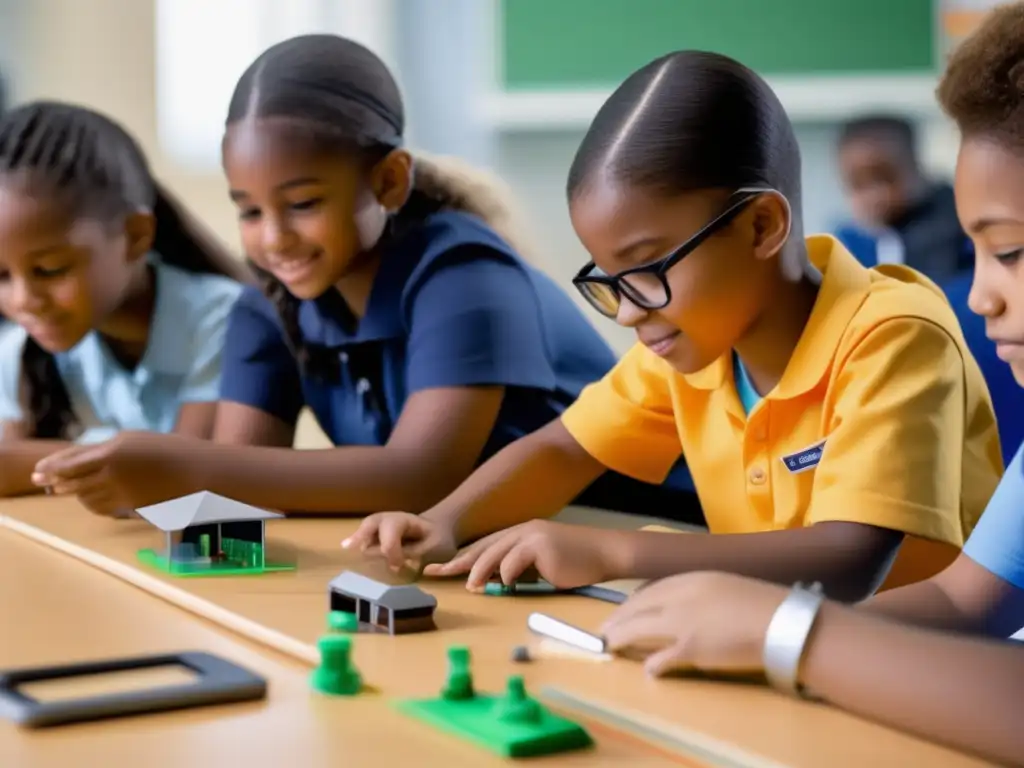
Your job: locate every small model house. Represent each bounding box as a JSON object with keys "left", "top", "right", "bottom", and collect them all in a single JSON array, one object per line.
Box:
[
  {"left": 328, "top": 571, "right": 437, "bottom": 635},
  {"left": 135, "top": 491, "right": 294, "bottom": 576}
]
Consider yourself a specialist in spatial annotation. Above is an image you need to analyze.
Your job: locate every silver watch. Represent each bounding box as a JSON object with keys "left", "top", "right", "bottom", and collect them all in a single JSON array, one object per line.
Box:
[{"left": 762, "top": 581, "right": 825, "bottom": 698}]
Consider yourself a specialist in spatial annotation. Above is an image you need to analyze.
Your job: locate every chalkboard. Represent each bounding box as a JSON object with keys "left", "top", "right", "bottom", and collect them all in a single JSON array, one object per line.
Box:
[{"left": 500, "top": 0, "right": 936, "bottom": 90}]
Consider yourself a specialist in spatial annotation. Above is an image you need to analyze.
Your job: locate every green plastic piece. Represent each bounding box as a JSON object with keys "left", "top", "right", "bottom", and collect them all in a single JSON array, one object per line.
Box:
[
  {"left": 396, "top": 648, "right": 592, "bottom": 758},
  {"left": 328, "top": 611, "right": 359, "bottom": 633},
  {"left": 310, "top": 635, "right": 362, "bottom": 696},
  {"left": 441, "top": 646, "right": 474, "bottom": 701},
  {"left": 137, "top": 538, "right": 295, "bottom": 578}
]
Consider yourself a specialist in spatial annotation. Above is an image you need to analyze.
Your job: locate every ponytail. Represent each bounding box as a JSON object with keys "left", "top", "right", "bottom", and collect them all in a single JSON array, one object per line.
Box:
[
  {"left": 152, "top": 182, "right": 253, "bottom": 283},
  {"left": 400, "top": 152, "right": 541, "bottom": 266}
]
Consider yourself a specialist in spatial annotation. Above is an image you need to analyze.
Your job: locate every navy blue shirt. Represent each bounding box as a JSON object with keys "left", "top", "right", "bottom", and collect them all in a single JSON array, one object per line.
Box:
[
  {"left": 219, "top": 211, "right": 700, "bottom": 523},
  {"left": 220, "top": 211, "right": 614, "bottom": 452}
]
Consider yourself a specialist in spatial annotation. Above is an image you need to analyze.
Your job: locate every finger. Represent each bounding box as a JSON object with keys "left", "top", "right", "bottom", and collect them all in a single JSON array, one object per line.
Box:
[
  {"left": 47, "top": 472, "right": 109, "bottom": 498},
  {"left": 379, "top": 520, "right": 418, "bottom": 570},
  {"left": 466, "top": 535, "right": 521, "bottom": 591},
  {"left": 427, "top": 534, "right": 499, "bottom": 577},
  {"left": 498, "top": 541, "right": 539, "bottom": 587},
  {"left": 602, "top": 611, "right": 675, "bottom": 653},
  {"left": 34, "top": 445, "right": 107, "bottom": 481},
  {"left": 600, "top": 580, "right": 685, "bottom": 633},
  {"left": 341, "top": 517, "right": 382, "bottom": 550},
  {"left": 644, "top": 641, "right": 693, "bottom": 678}
]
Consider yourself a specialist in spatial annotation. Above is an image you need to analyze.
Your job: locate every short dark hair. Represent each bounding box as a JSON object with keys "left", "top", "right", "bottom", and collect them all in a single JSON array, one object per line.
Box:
[
  {"left": 566, "top": 50, "right": 802, "bottom": 223},
  {"left": 838, "top": 114, "right": 919, "bottom": 167},
  {"left": 0, "top": 101, "right": 246, "bottom": 439},
  {"left": 937, "top": 2, "right": 1024, "bottom": 151}
]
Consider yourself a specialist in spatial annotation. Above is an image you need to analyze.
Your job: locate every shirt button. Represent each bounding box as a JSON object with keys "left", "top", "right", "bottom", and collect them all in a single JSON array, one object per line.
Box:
[
  {"left": 340, "top": 352, "right": 349, "bottom": 364},
  {"left": 749, "top": 467, "right": 766, "bottom": 485}
]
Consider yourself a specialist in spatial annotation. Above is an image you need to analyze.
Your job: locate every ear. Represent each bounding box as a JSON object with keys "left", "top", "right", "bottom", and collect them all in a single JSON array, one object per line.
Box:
[
  {"left": 123, "top": 211, "right": 156, "bottom": 263},
  {"left": 749, "top": 192, "right": 792, "bottom": 262},
  {"left": 369, "top": 149, "right": 414, "bottom": 211}
]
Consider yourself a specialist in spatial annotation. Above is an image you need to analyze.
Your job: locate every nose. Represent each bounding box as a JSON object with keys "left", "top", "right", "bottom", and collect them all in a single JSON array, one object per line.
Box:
[
  {"left": 260, "top": 214, "right": 300, "bottom": 255},
  {"left": 615, "top": 295, "right": 649, "bottom": 327},
  {"left": 967, "top": 259, "right": 1004, "bottom": 319}
]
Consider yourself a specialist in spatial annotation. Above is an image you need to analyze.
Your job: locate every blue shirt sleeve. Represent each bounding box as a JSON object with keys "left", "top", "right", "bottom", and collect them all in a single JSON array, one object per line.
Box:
[
  {"left": 963, "top": 443, "right": 1024, "bottom": 590},
  {"left": 178, "top": 277, "right": 244, "bottom": 403},
  {"left": 0, "top": 323, "right": 26, "bottom": 424},
  {"left": 218, "top": 287, "right": 305, "bottom": 426},
  {"left": 402, "top": 246, "right": 557, "bottom": 394}
]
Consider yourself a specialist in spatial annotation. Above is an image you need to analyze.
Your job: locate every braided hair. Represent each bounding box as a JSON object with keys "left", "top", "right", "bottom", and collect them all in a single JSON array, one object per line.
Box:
[
  {"left": 225, "top": 34, "right": 539, "bottom": 381},
  {"left": 0, "top": 101, "right": 249, "bottom": 439}
]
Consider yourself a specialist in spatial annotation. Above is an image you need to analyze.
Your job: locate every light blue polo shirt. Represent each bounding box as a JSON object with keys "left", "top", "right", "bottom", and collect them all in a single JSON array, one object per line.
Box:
[
  {"left": 963, "top": 443, "right": 1024, "bottom": 591},
  {"left": 0, "top": 259, "right": 242, "bottom": 443},
  {"left": 734, "top": 354, "right": 761, "bottom": 415}
]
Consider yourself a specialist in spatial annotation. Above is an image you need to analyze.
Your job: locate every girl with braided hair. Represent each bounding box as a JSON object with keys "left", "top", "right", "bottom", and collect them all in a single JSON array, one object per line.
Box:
[{"left": 0, "top": 101, "right": 247, "bottom": 500}]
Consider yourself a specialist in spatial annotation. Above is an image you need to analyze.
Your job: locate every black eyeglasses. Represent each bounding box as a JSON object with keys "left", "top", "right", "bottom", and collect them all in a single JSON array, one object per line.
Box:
[{"left": 572, "top": 187, "right": 777, "bottom": 319}]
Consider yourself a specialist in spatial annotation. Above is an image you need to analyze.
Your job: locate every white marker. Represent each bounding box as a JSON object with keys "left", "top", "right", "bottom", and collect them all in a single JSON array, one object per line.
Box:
[{"left": 526, "top": 612, "right": 606, "bottom": 655}]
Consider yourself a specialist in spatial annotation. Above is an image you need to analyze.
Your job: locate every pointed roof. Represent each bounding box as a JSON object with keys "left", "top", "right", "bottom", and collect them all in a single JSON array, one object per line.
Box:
[
  {"left": 328, "top": 570, "right": 437, "bottom": 611},
  {"left": 136, "top": 491, "right": 283, "bottom": 532}
]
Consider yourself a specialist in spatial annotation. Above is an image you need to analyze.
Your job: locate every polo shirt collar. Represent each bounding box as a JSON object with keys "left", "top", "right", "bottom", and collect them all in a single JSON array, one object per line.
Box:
[
  {"left": 298, "top": 243, "right": 420, "bottom": 348},
  {"left": 682, "top": 236, "right": 871, "bottom": 399}
]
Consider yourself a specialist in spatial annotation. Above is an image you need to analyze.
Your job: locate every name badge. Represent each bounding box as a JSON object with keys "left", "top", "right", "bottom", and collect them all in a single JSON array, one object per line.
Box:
[{"left": 781, "top": 440, "right": 826, "bottom": 474}]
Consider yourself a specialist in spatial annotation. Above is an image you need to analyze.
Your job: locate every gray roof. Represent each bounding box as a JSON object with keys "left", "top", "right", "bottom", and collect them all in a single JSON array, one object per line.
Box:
[
  {"left": 328, "top": 570, "right": 437, "bottom": 610},
  {"left": 136, "top": 491, "right": 283, "bottom": 532}
]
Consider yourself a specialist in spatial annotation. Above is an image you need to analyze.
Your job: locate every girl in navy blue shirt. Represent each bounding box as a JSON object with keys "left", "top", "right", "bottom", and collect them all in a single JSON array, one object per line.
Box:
[{"left": 35, "top": 34, "right": 699, "bottom": 522}]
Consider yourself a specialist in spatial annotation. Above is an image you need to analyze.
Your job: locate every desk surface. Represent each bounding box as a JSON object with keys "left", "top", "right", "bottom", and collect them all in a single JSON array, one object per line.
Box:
[{"left": 0, "top": 497, "right": 997, "bottom": 768}]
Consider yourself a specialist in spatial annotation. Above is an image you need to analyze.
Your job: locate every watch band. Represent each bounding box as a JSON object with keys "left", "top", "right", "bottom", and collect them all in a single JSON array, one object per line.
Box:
[{"left": 762, "top": 581, "right": 825, "bottom": 698}]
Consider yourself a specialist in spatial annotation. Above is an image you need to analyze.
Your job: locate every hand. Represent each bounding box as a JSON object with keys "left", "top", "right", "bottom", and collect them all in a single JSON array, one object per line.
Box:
[
  {"left": 600, "top": 571, "right": 791, "bottom": 677},
  {"left": 31, "top": 431, "right": 201, "bottom": 517},
  {"left": 425, "top": 520, "right": 623, "bottom": 591},
  {"left": 341, "top": 512, "right": 458, "bottom": 571}
]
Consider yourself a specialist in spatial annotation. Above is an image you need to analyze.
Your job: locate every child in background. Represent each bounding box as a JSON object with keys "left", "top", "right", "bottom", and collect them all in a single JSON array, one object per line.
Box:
[
  {"left": 597, "top": 12, "right": 1024, "bottom": 765},
  {"left": 32, "top": 35, "right": 701, "bottom": 523},
  {"left": 345, "top": 49, "right": 1002, "bottom": 600},
  {"left": 0, "top": 102, "right": 246, "bottom": 500},
  {"left": 834, "top": 114, "right": 973, "bottom": 283}
]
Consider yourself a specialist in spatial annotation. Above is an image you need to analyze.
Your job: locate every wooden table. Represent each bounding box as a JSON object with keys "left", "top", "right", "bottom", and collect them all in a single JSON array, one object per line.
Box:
[{"left": 0, "top": 497, "right": 998, "bottom": 767}]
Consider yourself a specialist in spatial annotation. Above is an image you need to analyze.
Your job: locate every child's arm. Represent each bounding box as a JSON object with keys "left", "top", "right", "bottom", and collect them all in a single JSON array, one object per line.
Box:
[
  {"left": 0, "top": 421, "right": 70, "bottom": 497},
  {"left": 602, "top": 572, "right": 1024, "bottom": 768},
  {"left": 861, "top": 449, "right": 1024, "bottom": 636}
]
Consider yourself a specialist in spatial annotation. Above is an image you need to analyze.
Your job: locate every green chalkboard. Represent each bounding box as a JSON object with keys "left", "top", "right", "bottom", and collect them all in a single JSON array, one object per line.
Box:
[{"left": 501, "top": 0, "right": 935, "bottom": 90}]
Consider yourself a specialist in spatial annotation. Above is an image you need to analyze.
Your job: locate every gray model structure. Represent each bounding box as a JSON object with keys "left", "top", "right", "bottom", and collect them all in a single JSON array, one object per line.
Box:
[{"left": 328, "top": 570, "right": 438, "bottom": 635}]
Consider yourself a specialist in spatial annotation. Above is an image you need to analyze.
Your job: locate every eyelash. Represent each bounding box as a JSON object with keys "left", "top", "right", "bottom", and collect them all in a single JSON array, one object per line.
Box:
[
  {"left": 995, "top": 249, "right": 1023, "bottom": 265},
  {"left": 238, "top": 198, "right": 324, "bottom": 222}
]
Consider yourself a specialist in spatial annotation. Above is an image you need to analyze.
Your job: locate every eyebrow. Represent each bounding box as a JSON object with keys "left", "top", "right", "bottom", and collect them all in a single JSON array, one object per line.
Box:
[
  {"left": 229, "top": 176, "right": 325, "bottom": 201},
  {"left": 967, "top": 216, "right": 1024, "bottom": 234},
  {"left": 611, "top": 237, "right": 669, "bottom": 265},
  {"left": 27, "top": 246, "right": 72, "bottom": 258}
]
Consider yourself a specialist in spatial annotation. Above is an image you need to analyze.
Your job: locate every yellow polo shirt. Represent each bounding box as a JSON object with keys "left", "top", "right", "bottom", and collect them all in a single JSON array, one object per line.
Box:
[{"left": 561, "top": 236, "right": 1002, "bottom": 588}]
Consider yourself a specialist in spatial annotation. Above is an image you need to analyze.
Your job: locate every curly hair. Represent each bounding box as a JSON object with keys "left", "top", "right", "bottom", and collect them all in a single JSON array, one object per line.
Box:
[{"left": 937, "top": 3, "right": 1024, "bottom": 148}]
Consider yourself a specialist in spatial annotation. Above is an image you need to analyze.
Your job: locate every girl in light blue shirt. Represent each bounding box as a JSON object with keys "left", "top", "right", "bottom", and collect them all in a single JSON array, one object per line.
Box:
[{"left": 0, "top": 101, "right": 247, "bottom": 499}]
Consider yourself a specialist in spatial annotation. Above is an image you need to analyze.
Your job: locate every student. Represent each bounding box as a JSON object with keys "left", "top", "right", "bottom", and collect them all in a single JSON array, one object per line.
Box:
[
  {"left": 32, "top": 35, "right": 701, "bottom": 522},
  {"left": 834, "top": 114, "right": 973, "bottom": 283},
  {"left": 0, "top": 101, "right": 246, "bottom": 500},
  {"left": 591, "top": 10, "right": 1024, "bottom": 765},
  {"left": 343, "top": 49, "right": 1003, "bottom": 601}
]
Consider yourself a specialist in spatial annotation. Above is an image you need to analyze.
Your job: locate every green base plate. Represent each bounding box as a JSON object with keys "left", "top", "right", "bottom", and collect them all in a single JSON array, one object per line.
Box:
[
  {"left": 137, "top": 548, "right": 295, "bottom": 577},
  {"left": 395, "top": 694, "right": 593, "bottom": 758}
]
